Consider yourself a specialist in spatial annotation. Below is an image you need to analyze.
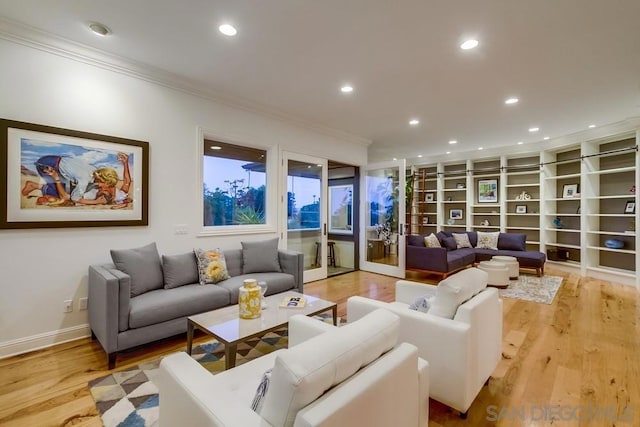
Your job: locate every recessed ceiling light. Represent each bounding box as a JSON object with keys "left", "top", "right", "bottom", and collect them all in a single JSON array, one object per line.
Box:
[
  {"left": 210, "top": 145, "right": 222, "bottom": 150},
  {"left": 588, "top": 124, "right": 596, "bottom": 128},
  {"left": 448, "top": 140, "right": 457, "bottom": 145},
  {"left": 392, "top": 158, "right": 397, "bottom": 161},
  {"left": 218, "top": 24, "right": 237, "bottom": 36},
  {"left": 543, "top": 136, "right": 550, "bottom": 140},
  {"left": 446, "top": 151, "right": 451, "bottom": 154},
  {"left": 528, "top": 127, "right": 540, "bottom": 133},
  {"left": 460, "top": 39, "right": 479, "bottom": 50},
  {"left": 505, "top": 97, "right": 519, "bottom": 105},
  {"left": 517, "top": 141, "right": 523, "bottom": 145},
  {"left": 409, "top": 119, "right": 420, "bottom": 126},
  {"left": 478, "top": 147, "right": 483, "bottom": 150},
  {"left": 88, "top": 22, "right": 111, "bottom": 37},
  {"left": 417, "top": 154, "right": 423, "bottom": 158},
  {"left": 340, "top": 85, "right": 354, "bottom": 93}
]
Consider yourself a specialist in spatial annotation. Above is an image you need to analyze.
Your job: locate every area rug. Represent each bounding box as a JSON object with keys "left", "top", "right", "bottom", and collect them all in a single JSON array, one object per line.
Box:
[
  {"left": 88, "top": 329, "right": 289, "bottom": 427},
  {"left": 498, "top": 274, "right": 563, "bottom": 304}
]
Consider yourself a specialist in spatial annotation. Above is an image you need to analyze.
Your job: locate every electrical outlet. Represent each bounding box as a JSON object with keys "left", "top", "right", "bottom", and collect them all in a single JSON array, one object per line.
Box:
[
  {"left": 79, "top": 297, "right": 88, "bottom": 310},
  {"left": 63, "top": 299, "right": 73, "bottom": 313}
]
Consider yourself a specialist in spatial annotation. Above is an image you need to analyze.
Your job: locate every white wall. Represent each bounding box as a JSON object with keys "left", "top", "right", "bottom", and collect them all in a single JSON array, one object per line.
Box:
[{"left": 0, "top": 38, "right": 368, "bottom": 357}]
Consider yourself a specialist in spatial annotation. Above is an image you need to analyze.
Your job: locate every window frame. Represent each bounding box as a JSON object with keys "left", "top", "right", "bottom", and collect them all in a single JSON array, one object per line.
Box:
[{"left": 198, "top": 127, "right": 278, "bottom": 236}]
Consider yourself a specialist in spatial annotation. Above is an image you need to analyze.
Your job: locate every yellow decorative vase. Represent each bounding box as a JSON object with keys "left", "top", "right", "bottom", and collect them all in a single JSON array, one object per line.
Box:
[{"left": 239, "top": 279, "right": 262, "bottom": 319}]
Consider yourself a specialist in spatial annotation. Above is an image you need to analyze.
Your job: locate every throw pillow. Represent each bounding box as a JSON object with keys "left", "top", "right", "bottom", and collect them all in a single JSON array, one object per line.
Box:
[
  {"left": 423, "top": 233, "right": 441, "bottom": 248},
  {"left": 194, "top": 248, "right": 230, "bottom": 285},
  {"left": 110, "top": 242, "right": 164, "bottom": 297},
  {"left": 409, "top": 295, "right": 432, "bottom": 313},
  {"left": 251, "top": 368, "right": 273, "bottom": 413},
  {"left": 241, "top": 238, "right": 281, "bottom": 274},
  {"left": 162, "top": 252, "right": 199, "bottom": 289},
  {"left": 442, "top": 236, "right": 458, "bottom": 251},
  {"left": 452, "top": 233, "right": 472, "bottom": 249},
  {"left": 498, "top": 233, "right": 527, "bottom": 251},
  {"left": 477, "top": 231, "right": 500, "bottom": 250}
]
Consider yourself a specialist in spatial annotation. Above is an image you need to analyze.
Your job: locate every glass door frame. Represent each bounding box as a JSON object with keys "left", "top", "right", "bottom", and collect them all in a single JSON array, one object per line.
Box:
[
  {"left": 281, "top": 151, "right": 328, "bottom": 283},
  {"left": 360, "top": 159, "right": 406, "bottom": 277}
]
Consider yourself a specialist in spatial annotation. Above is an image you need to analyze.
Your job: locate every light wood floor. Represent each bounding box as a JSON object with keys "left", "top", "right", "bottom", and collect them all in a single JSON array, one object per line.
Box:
[{"left": 0, "top": 268, "right": 638, "bottom": 426}]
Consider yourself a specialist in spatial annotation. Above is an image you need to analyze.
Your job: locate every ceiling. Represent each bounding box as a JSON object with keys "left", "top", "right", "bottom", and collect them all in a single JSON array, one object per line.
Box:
[{"left": 1, "top": 0, "right": 639, "bottom": 162}]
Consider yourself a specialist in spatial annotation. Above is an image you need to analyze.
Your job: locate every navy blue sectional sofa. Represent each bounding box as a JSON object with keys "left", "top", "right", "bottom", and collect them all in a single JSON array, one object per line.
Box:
[{"left": 406, "top": 231, "right": 546, "bottom": 278}]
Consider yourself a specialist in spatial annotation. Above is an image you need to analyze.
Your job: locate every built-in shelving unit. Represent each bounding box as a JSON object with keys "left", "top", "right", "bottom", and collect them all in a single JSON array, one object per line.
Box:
[
  {"left": 440, "top": 162, "right": 468, "bottom": 232},
  {"left": 504, "top": 155, "right": 541, "bottom": 251},
  {"left": 471, "top": 158, "right": 501, "bottom": 232}
]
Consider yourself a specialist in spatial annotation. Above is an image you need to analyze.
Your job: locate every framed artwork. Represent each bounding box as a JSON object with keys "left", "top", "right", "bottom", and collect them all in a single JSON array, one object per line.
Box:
[
  {"left": 1, "top": 119, "right": 149, "bottom": 229},
  {"left": 624, "top": 201, "right": 635, "bottom": 214},
  {"left": 328, "top": 184, "right": 353, "bottom": 234},
  {"left": 449, "top": 208, "right": 463, "bottom": 219},
  {"left": 425, "top": 192, "right": 435, "bottom": 202},
  {"left": 562, "top": 184, "right": 578, "bottom": 198},
  {"left": 515, "top": 205, "right": 527, "bottom": 214},
  {"left": 478, "top": 179, "right": 498, "bottom": 203}
]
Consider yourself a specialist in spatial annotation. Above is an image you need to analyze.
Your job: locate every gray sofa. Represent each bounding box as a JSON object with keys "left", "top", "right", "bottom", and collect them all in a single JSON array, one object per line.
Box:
[
  {"left": 406, "top": 231, "right": 546, "bottom": 278},
  {"left": 89, "top": 242, "right": 303, "bottom": 369}
]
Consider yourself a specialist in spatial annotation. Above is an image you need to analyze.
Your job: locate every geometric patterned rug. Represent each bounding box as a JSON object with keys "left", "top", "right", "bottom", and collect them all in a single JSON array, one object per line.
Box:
[
  {"left": 88, "top": 329, "right": 289, "bottom": 427},
  {"left": 498, "top": 274, "right": 563, "bottom": 304}
]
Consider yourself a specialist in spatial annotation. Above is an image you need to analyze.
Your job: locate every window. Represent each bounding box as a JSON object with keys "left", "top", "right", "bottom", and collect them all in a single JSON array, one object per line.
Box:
[
  {"left": 286, "top": 160, "right": 321, "bottom": 231},
  {"left": 202, "top": 139, "right": 268, "bottom": 229}
]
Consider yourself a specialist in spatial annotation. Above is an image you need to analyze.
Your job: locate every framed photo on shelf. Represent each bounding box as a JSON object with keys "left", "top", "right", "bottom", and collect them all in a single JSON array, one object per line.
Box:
[
  {"left": 624, "top": 201, "right": 635, "bottom": 214},
  {"left": 562, "top": 184, "right": 578, "bottom": 198},
  {"left": 1, "top": 118, "right": 149, "bottom": 229},
  {"left": 478, "top": 179, "right": 498, "bottom": 203},
  {"left": 425, "top": 192, "right": 435, "bottom": 202},
  {"left": 515, "top": 205, "right": 527, "bottom": 214},
  {"left": 449, "top": 208, "right": 463, "bottom": 219}
]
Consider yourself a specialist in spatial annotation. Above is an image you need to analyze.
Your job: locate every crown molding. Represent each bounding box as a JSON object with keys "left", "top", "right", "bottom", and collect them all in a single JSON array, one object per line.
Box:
[{"left": 0, "top": 17, "right": 371, "bottom": 148}]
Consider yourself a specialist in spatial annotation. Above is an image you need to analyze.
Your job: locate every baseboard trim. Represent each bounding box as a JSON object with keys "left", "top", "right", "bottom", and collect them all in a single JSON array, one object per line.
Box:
[{"left": 0, "top": 324, "right": 91, "bottom": 359}]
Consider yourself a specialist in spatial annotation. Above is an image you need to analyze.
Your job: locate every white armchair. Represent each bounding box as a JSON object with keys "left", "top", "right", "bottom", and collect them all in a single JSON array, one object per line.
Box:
[
  {"left": 157, "top": 309, "right": 429, "bottom": 426},
  {"left": 347, "top": 268, "right": 502, "bottom": 417}
]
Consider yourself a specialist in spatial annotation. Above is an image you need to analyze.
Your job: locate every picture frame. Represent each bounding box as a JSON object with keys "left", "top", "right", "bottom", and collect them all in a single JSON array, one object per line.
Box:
[
  {"left": 478, "top": 179, "right": 498, "bottom": 203},
  {"left": 624, "top": 200, "right": 635, "bottom": 214},
  {"left": 562, "top": 183, "right": 578, "bottom": 198},
  {"left": 425, "top": 192, "right": 435, "bottom": 202},
  {"left": 515, "top": 205, "right": 527, "bottom": 214},
  {"left": 449, "top": 208, "right": 463, "bottom": 219},
  {"left": 1, "top": 118, "right": 149, "bottom": 229},
  {"left": 328, "top": 184, "right": 353, "bottom": 234}
]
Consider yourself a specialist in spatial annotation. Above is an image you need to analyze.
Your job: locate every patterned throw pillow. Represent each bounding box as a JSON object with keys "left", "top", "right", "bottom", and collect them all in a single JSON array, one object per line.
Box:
[
  {"left": 408, "top": 295, "right": 432, "bottom": 313},
  {"left": 477, "top": 231, "right": 500, "bottom": 250},
  {"left": 452, "top": 233, "right": 473, "bottom": 249},
  {"left": 194, "top": 248, "right": 230, "bottom": 285},
  {"left": 423, "top": 233, "right": 442, "bottom": 248},
  {"left": 251, "top": 368, "right": 273, "bottom": 413}
]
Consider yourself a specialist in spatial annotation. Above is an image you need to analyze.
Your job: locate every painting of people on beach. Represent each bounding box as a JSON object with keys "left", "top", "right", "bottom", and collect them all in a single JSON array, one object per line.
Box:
[{"left": 1, "top": 119, "right": 148, "bottom": 228}]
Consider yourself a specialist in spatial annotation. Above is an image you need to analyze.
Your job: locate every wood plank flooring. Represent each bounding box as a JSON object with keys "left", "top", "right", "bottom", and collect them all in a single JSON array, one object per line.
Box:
[{"left": 0, "top": 268, "right": 638, "bottom": 426}]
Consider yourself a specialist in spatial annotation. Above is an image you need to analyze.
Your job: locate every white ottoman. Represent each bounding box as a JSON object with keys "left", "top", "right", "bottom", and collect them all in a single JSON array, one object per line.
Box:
[
  {"left": 492, "top": 255, "right": 519, "bottom": 279},
  {"left": 477, "top": 260, "right": 509, "bottom": 288}
]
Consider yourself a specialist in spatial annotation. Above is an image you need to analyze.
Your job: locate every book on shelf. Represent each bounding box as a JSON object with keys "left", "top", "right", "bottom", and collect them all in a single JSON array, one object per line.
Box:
[{"left": 280, "top": 296, "right": 306, "bottom": 308}]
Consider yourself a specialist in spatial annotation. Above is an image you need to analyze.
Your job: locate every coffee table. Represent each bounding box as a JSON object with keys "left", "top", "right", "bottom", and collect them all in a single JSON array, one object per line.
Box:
[{"left": 186, "top": 291, "right": 337, "bottom": 369}]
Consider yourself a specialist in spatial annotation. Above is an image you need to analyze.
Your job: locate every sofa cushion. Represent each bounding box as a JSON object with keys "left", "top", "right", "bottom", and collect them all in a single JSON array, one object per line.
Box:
[
  {"left": 477, "top": 231, "right": 499, "bottom": 250},
  {"left": 129, "top": 283, "right": 230, "bottom": 328},
  {"left": 424, "top": 233, "right": 441, "bottom": 248},
  {"left": 407, "top": 234, "right": 426, "bottom": 247},
  {"left": 429, "top": 267, "right": 488, "bottom": 319},
  {"left": 261, "top": 309, "right": 399, "bottom": 427},
  {"left": 436, "top": 231, "right": 451, "bottom": 245},
  {"left": 111, "top": 242, "right": 164, "bottom": 297},
  {"left": 452, "top": 232, "right": 473, "bottom": 249},
  {"left": 218, "top": 272, "right": 296, "bottom": 303},
  {"left": 495, "top": 249, "right": 546, "bottom": 267},
  {"left": 442, "top": 236, "right": 457, "bottom": 251},
  {"left": 194, "top": 248, "right": 231, "bottom": 285},
  {"left": 163, "top": 252, "right": 199, "bottom": 289},
  {"left": 498, "top": 233, "right": 527, "bottom": 251},
  {"left": 242, "top": 238, "right": 282, "bottom": 274},
  {"left": 445, "top": 250, "right": 473, "bottom": 271}
]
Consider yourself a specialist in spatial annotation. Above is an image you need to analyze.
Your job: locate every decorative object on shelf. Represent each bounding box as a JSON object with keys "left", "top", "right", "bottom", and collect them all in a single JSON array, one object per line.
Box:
[
  {"left": 515, "top": 191, "right": 531, "bottom": 201},
  {"left": 604, "top": 239, "right": 624, "bottom": 249},
  {"left": 480, "top": 219, "right": 490, "bottom": 226},
  {"left": 446, "top": 218, "right": 455, "bottom": 225},
  {"left": 478, "top": 179, "right": 498, "bottom": 203},
  {"left": 515, "top": 205, "right": 527, "bottom": 214},
  {"left": 630, "top": 185, "right": 636, "bottom": 194},
  {"left": 373, "top": 222, "right": 392, "bottom": 246},
  {"left": 449, "top": 209, "right": 463, "bottom": 219},
  {"left": 447, "top": 196, "right": 453, "bottom": 201},
  {"left": 425, "top": 192, "right": 434, "bottom": 202},
  {"left": 547, "top": 248, "right": 569, "bottom": 261},
  {"left": 456, "top": 182, "right": 465, "bottom": 189},
  {"left": 422, "top": 216, "right": 429, "bottom": 225},
  {"left": 624, "top": 201, "right": 635, "bottom": 214},
  {"left": 562, "top": 184, "right": 578, "bottom": 198},
  {"left": 576, "top": 205, "right": 581, "bottom": 214},
  {"left": 553, "top": 217, "right": 564, "bottom": 229}
]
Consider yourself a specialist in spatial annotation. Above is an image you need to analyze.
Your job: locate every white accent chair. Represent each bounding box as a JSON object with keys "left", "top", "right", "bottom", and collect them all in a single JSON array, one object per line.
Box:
[
  {"left": 347, "top": 268, "right": 502, "bottom": 417},
  {"left": 156, "top": 309, "right": 429, "bottom": 427}
]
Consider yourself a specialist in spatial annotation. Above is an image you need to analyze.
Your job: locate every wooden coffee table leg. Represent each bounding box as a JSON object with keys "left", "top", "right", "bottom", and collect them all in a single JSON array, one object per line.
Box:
[
  {"left": 225, "top": 343, "right": 238, "bottom": 369},
  {"left": 332, "top": 305, "right": 338, "bottom": 326},
  {"left": 187, "top": 321, "right": 195, "bottom": 355}
]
